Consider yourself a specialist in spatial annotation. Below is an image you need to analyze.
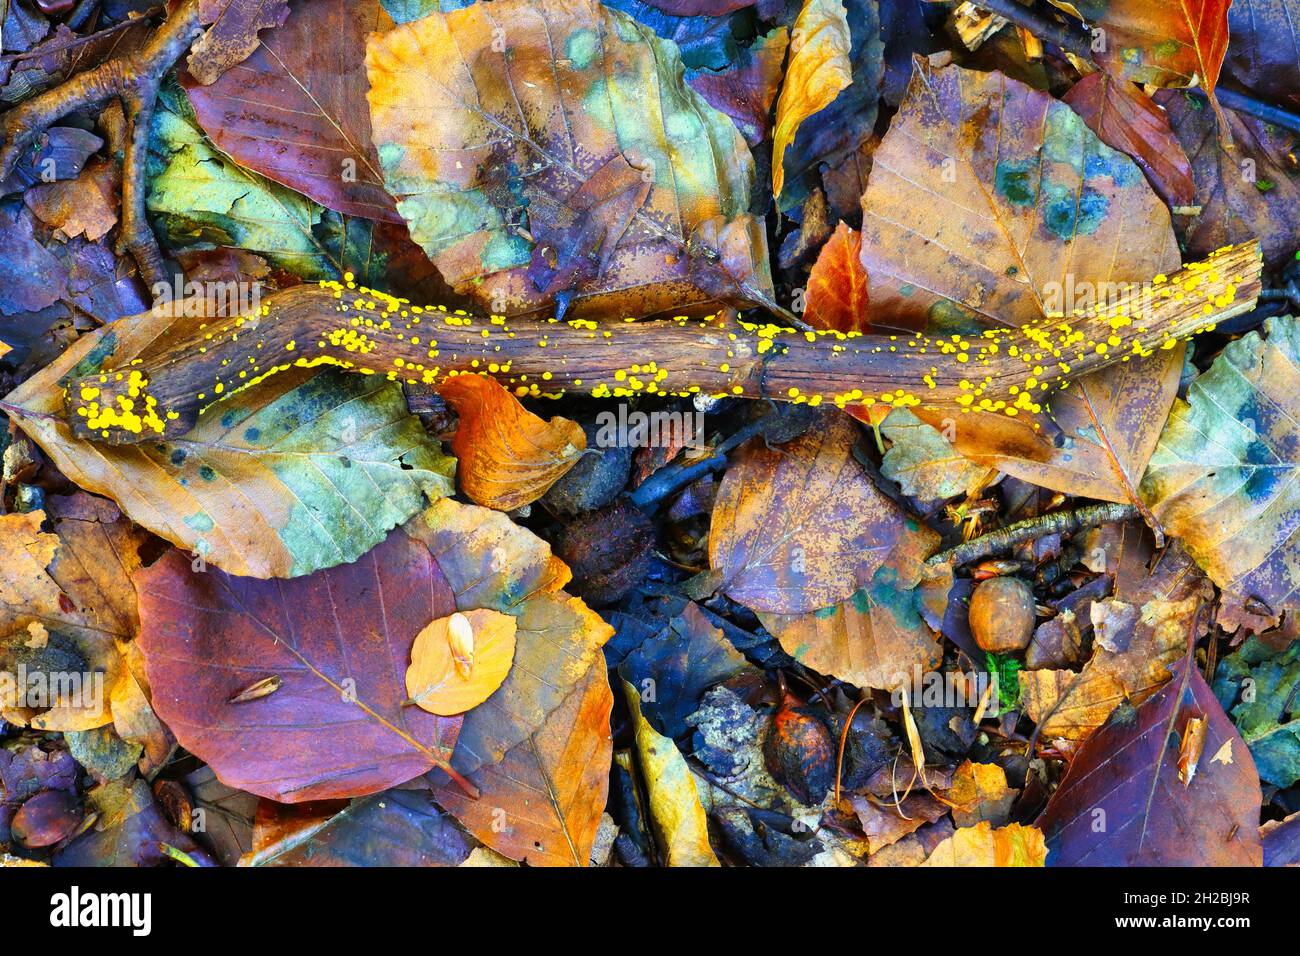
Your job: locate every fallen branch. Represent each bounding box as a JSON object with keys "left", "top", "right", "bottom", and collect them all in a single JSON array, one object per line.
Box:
[
  {"left": 60, "top": 241, "right": 1263, "bottom": 445},
  {"left": 0, "top": 0, "right": 202, "bottom": 286}
]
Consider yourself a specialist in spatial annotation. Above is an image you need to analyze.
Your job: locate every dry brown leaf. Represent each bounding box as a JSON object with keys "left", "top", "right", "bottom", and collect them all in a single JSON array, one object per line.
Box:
[
  {"left": 802, "top": 221, "right": 869, "bottom": 333},
  {"left": 432, "top": 660, "right": 613, "bottom": 866}
]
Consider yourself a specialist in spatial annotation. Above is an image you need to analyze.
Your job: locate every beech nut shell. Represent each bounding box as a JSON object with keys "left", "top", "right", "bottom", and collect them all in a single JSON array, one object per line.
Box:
[{"left": 969, "top": 576, "right": 1036, "bottom": 654}]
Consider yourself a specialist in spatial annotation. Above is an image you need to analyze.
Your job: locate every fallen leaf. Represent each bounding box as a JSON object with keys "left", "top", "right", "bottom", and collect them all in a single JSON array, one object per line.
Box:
[
  {"left": 437, "top": 373, "right": 586, "bottom": 511},
  {"left": 618, "top": 600, "right": 751, "bottom": 739},
  {"left": 710, "top": 412, "right": 935, "bottom": 616},
  {"left": 135, "top": 530, "right": 464, "bottom": 801},
  {"left": 404, "top": 499, "right": 613, "bottom": 775},
  {"left": 1158, "top": 91, "right": 1300, "bottom": 268},
  {"left": 879, "top": 408, "right": 987, "bottom": 502},
  {"left": 761, "top": 549, "right": 947, "bottom": 692},
  {"left": 1142, "top": 317, "right": 1300, "bottom": 612},
  {"left": 365, "top": 0, "right": 774, "bottom": 318},
  {"left": 802, "top": 221, "right": 869, "bottom": 334},
  {"left": 621, "top": 678, "right": 719, "bottom": 866},
  {"left": 1063, "top": 72, "right": 1195, "bottom": 209},
  {"left": 685, "top": 26, "right": 788, "bottom": 146},
  {"left": 188, "top": 0, "right": 292, "bottom": 86},
  {"left": 771, "top": 0, "right": 852, "bottom": 199},
  {"left": 1038, "top": 655, "right": 1263, "bottom": 865},
  {"left": 23, "top": 158, "right": 120, "bottom": 241},
  {"left": 920, "top": 821, "right": 1047, "bottom": 866},
  {"left": 774, "top": 0, "right": 883, "bottom": 209},
  {"left": 1049, "top": 0, "right": 1231, "bottom": 93},
  {"left": 1223, "top": 0, "right": 1300, "bottom": 109},
  {"left": 860, "top": 60, "right": 1182, "bottom": 506},
  {"left": 946, "top": 760, "right": 1017, "bottom": 828},
  {"left": 406, "top": 608, "right": 517, "bottom": 716},
  {"left": 1213, "top": 636, "right": 1300, "bottom": 787},
  {"left": 1019, "top": 542, "right": 1208, "bottom": 742},
  {"left": 431, "top": 660, "right": 612, "bottom": 866},
  {"left": 182, "top": 0, "right": 402, "bottom": 222},
  {"left": 241, "top": 788, "right": 471, "bottom": 866}
]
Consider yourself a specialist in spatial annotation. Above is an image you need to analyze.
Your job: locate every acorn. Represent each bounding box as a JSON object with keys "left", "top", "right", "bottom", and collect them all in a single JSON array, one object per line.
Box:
[
  {"left": 11, "top": 790, "right": 83, "bottom": 849},
  {"left": 969, "top": 576, "right": 1036, "bottom": 654}
]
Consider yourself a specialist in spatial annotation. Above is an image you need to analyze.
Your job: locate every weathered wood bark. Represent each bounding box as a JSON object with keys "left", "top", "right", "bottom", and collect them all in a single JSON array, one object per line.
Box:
[{"left": 63, "top": 242, "right": 1263, "bottom": 444}]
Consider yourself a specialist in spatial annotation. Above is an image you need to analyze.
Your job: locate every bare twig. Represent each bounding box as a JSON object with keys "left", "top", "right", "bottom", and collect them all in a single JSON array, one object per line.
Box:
[{"left": 927, "top": 502, "right": 1139, "bottom": 568}]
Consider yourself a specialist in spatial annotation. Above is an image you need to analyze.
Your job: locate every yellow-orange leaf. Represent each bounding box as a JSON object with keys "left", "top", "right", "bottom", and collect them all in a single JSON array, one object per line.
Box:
[
  {"left": 406, "top": 608, "right": 517, "bottom": 716},
  {"left": 771, "top": 0, "right": 852, "bottom": 198},
  {"left": 921, "top": 821, "right": 1047, "bottom": 867},
  {"left": 437, "top": 373, "right": 585, "bottom": 512}
]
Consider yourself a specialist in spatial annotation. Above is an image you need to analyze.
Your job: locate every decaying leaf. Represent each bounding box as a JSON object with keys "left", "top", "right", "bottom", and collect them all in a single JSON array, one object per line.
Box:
[
  {"left": 1214, "top": 636, "right": 1300, "bottom": 788},
  {"left": 1142, "top": 317, "right": 1300, "bottom": 613},
  {"left": 1039, "top": 655, "right": 1262, "bottom": 866},
  {"left": 188, "top": 0, "right": 292, "bottom": 86},
  {"left": 802, "top": 221, "right": 868, "bottom": 333},
  {"left": 183, "top": 0, "right": 401, "bottom": 222},
  {"left": 710, "top": 412, "right": 936, "bottom": 616},
  {"left": 771, "top": 0, "right": 852, "bottom": 199},
  {"left": 135, "top": 530, "right": 464, "bottom": 802},
  {"left": 1019, "top": 541, "right": 1209, "bottom": 742},
  {"left": 920, "top": 821, "right": 1047, "bottom": 867},
  {"left": 431, "top": 660, "right": 613, "bottom": 866},
  {"left": 860, "top": 60, "right": 1182, "bottom": 506},
  {"left": 1063, "top": 71, "right": 1195, "bottom": 210},
  {"left": 365, "top": 0, "right": 774, "bottom": 318},
  {"left": 621, "top": 678, "right": 719, "bottom": 866},
  {"left": 438, "top": 373, "right": 586, "bottom": 511},
  {"left": 1, "top": 298, "right": 454, "bottom": 578}
]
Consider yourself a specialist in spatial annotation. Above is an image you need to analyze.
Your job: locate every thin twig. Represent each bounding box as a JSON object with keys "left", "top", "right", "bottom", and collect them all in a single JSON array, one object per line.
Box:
[{"left": 928, "top": 502, "right": 1139, "bottom": 567}]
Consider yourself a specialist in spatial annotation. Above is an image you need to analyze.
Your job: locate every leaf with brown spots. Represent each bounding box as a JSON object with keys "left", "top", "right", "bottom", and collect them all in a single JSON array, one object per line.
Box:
[
  {"left": 188, "top": 0, "right": 291, "bottom": 85},
  {"left": 437, "top": 373, "right": 586, "bottom": 512},
  {"left": 710, "top": 412, "right": 936, "bottom": 616}
]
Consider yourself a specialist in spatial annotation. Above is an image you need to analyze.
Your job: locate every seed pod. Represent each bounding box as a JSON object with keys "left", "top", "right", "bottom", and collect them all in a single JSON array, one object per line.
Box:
[
  {"left": 763, "top": 692, "right": 835, "bottom": 806},
  {"left": 12, "top": 790, "right": 83, "bottom": 849},
  {"left": 969, "top": 576, "right": 1036, "bottom": 653}
]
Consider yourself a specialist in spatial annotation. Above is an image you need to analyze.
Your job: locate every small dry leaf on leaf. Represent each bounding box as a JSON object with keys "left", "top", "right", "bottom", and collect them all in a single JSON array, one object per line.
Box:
[{"left": 406, "top": 609, "right": 518, "bottom": 717}]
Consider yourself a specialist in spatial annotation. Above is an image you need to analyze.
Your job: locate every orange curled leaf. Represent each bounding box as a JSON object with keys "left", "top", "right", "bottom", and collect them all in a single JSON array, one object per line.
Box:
[{"left": 437, "top": 373, "right": 586, "bottom": 512}]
